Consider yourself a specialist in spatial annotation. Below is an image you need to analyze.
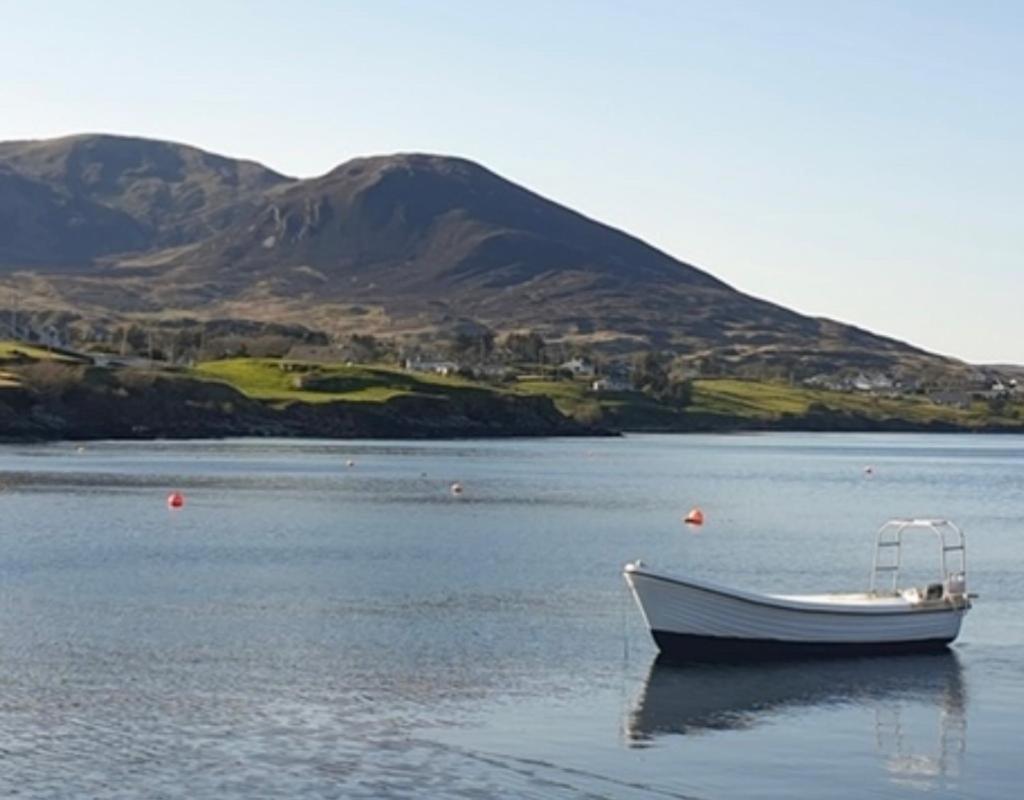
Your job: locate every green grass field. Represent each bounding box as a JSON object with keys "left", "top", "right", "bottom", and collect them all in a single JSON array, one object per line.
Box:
[
  {"left": 0, "top": 340, "right": 82, "bottom": 364},
  {"left": 517, "top": 374, "right": 1021, "bottom": 428},
  {"left": 193, "top": 358, "right": 485, "bottom": 404},
  {"left": 691, "top": 378, "right": 1020, "bottom": 427},
  {"left": 513, "top": 379, "right": 592, "bottom": 412}
]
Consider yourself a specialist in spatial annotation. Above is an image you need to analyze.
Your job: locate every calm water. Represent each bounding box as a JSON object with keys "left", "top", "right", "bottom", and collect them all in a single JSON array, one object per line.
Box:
[{"left": 0, "top": 433, "right": 1022, "bottom": 799}]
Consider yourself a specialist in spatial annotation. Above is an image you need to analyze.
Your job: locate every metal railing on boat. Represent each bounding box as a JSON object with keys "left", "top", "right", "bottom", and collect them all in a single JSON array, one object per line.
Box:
[{"left": 868, "top": 519, "right": 967, "bottom": 595}]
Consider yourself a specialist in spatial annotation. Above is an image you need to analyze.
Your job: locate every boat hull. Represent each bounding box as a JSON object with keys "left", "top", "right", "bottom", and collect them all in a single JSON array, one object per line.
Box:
[
  {"left": 651, "top": 631, "right": 954, "bottom": 663},
  {"left": 625, "top": 567, "right": 967, "bottom": 663}
]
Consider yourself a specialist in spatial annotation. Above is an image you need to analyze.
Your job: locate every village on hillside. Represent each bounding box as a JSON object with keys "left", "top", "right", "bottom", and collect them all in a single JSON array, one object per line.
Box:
[{"left": 2, "top": 306, "right": 1019, "bottom": 412}]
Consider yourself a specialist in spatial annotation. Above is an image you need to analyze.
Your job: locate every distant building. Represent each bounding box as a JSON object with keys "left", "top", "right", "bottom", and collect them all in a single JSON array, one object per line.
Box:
[
  {"left": 559, "top": 357, "right": 595, "bottom": 377},
  {"left": 90, "top": 353, "right": 152, "bottom": 369},
  {"left": 591, "top": 375, "right": 632, "bottom": 392},
  {"left": 472, "top": 363, "right": 512, "bottom": 380},
  {"left": 405, "top": 358, "right": 459, "bottom": 376},
  {"left": 39, "top": 325, "right": 65, "bottom": 348},
  {"left": 928, "top": 390, "right": 972, "bottom": 409},
  {"left": 851, "top": 372, "right": 894, "bottom": 392},
  {"left": 803, "top": 374, "right": 845, "bottom": 391},
  {"left": 894, "top": 376, "right": 921, "bottom": 393},
  {"left": 851, "top": 373, "right": 873, "bottom": 392},
  {"left": 804, "top": 372, "right": 897, "bottom": 394}
]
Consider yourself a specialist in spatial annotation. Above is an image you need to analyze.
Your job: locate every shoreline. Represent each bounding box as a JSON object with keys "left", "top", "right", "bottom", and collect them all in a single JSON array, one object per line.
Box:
[
  {"left": 4, "top": 418, "right": 1023, "bottom": 445},
  {"left": 2, "top": 362, "right": 1021, "bottom": 444}
]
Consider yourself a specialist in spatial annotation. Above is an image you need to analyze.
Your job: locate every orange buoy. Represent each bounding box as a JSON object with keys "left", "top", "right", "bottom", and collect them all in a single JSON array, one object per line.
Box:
[
  {"left": 167, "top": 491, "right": 185, "bottom": 509},
  {"left": 684, "top": 507, "right": 704, "bottom": 525},
  {"left": 450, "top": 482, "right": 464, "bottom": 496}
]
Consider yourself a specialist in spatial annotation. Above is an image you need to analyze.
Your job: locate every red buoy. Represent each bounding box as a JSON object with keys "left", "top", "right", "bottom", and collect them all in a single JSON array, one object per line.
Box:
[
  {"left": 167, "top": 491, "right": 185, "bottom": 509},
  {"left": 684, "top": 507, "right": 704, "bottom": 525}
]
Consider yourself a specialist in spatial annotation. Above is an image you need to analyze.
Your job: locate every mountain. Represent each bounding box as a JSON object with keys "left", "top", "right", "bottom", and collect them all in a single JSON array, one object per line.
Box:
[
  {"left": 0, "top": 134, "right": 964, "bottom": 376},
  {"left": 0, "top": 134, "right": 290, "bottom": 266},
  {"left": 0, "top": 163, "right": 148, "bottom": 266}
]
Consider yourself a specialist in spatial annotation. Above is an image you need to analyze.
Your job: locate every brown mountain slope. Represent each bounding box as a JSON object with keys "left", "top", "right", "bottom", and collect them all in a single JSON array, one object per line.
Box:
[
  {"left": 0, "top": 135, "right": 956, "bottom": 375},
  {"left": 157, "top": 153, "right": 934, "bottom": 368},
  {"left": 0, "top": 165, "right": 148, "bottom": 266},
  {"left": 0, "top": 133, "right": 292, "bottom": 266},
  {"left": 176, "top": 154, "right": 727, "bottom": 290}
]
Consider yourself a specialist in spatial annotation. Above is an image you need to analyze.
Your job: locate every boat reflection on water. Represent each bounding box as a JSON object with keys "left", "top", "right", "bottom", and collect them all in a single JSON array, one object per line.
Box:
[{"left": 628, "top": 652, "right": 966, "bottom": 789}]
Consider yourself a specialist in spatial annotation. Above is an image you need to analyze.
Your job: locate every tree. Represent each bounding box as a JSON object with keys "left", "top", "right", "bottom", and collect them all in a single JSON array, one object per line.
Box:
[
  {"left": 695, "top": 353, "right": 723, "bottom": 377},
  {"left": 172, "top": 329, "right": 202, "bottom": 362},
  {"left": 449, "top": 330, "right": 495, "bottom": 364},
  {"left": 349, "top": 334, "right": 380, "bottom": 363},
  {"left": 503, "top": 331, "right": 546, "bottom": 364},
  {"left": 630, "top": 351, "right": 694, "bottom": 407},
  {"left": 122, "top": 325, "right": 148, "bottom": 354},
  {"left": 988, "top": 395, "right": 1009, "bottom": 416},
  {"left": 477, "top": 331, "right": 495, "bottom": 362},
  {"left": 632, "top": 351, "right": 669, "bottom": 395},
  {"left": 247, "top": 336, "right": 295, "bottom": 358},
  {"left": 664, "top": 378, "right": 693, "bottom": 407}
]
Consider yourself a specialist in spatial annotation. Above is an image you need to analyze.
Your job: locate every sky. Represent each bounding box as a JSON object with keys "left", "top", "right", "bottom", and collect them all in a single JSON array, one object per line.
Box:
[{"left": 2, "top": 0, "right": 1021, "bottom": 364}]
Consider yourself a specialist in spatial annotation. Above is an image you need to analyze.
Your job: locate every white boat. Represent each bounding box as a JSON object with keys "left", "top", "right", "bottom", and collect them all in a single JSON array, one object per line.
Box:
[{"left": 624, "top": 519, "right": 973, "bottom": 661}]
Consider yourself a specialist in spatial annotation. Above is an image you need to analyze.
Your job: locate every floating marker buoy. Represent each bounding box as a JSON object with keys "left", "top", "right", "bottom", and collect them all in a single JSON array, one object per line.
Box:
[
  {"left": 684, "top": 507, "right": 704, "bottom": 525},
  {"left": 450, "top": 482, "right": 464, "bottom": 496},
  {"left": 167, "top": 491, "right": 185, "bottom": 509}
]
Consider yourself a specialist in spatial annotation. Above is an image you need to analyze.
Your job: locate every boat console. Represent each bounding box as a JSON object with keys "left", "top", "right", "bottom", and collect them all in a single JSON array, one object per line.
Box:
[{"left": 871, "top": 519, "right": 971, "bottom": 608}]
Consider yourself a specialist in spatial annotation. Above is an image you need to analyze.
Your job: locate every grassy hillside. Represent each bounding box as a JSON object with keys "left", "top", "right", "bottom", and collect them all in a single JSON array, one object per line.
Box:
[
  {"left": 193, "top": 358, "right": 486, "bottom": 404},
  {"left": 0, "top": 357, "right": 595, "bottom": 441},
  {"left": 0, "top": 341, "right": 82, "bottom": 363},
  {"left": 195, "top": 358, "right": 1024, "bottom": 431},
  {"left": 689, "top": 379, "right": 1020, "bottom": 427},
  {"left": 516, "top": 375, "right": 1022, "bottom": 430},
  {"left": 3, "top": 350, "right": 1019, "bottom": 435}
]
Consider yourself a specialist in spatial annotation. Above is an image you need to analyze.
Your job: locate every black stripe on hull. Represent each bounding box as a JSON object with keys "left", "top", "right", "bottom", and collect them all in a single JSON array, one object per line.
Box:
[{"left": 651, "top": 630, "right": 954, "bottom": 663}]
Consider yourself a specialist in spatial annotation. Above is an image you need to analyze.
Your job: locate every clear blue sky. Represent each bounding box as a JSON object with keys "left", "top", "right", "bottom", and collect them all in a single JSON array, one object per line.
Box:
[{"left": 2, "top": 0, "right": 1020, "bottom": 364}]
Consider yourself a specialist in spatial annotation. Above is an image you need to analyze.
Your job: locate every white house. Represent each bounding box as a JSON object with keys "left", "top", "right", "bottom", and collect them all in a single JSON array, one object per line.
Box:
[
  {"left": 591, "top": 375, "right": 632, "bottom": 392},
  {"left": 850, "top": 372, "right": 894, "bottom": 392},
  {"left": 560, "top": 357, "right": 595, "bottom": 377},
  {"left": 404, "top": 358, "right": 460, "bottom": 376}
]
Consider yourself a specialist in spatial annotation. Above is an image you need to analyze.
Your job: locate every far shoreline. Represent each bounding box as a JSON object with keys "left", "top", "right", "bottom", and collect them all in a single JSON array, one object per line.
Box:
[
  {"left": 2, "top": 358, "right": 1021, "bottom": 443},
  {"left": 5, "top": 421, "right": 1024, "bottom": 447}
]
